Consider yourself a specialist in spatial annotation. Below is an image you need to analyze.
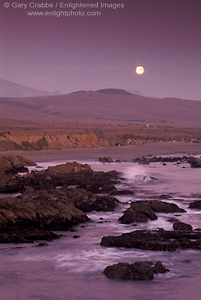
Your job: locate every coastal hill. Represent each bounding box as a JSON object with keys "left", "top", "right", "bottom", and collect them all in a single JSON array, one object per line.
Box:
[
  {"left": 0, "top": 89, "right": 201, "bottom": 125},
  {"left": 0, "top": 79, "right": 55, "bottom": 98},
  {"left": 1, "top": 88, "right": 201, "bottom": 151}
]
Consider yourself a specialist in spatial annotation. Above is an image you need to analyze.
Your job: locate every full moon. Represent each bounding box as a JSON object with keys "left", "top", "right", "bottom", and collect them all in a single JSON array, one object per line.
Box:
[{"left": 136, "top": 66, "right": 144, "bottom": 75}]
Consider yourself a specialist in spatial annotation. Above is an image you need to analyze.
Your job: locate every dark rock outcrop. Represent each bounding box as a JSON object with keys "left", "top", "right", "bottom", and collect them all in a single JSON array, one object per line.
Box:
[
  {"left": 103, "top": 261, "right": 169, "bottom": 280},
  {"left": 46, "top": 161, "right": 92, "bottom": 175},
  {"left": 133, "top": 155, "right": 201, "bottom": 168},
  {"left": 188, "top": 157, "right": 201, "bottom": 168},
  {"left": 60, "top": 187, "right": 119, "bottom": 212},
  {"left": 101, "top": 229, "right": 201, "bottom": 251},
  {"left": 0, "top": 189, "right": 89, "bottom": 231},
  {"left": 0, "top": 226, "right": 60, "bottom": 243},
  {"left": 23, "top": 161, "right": 93, "bottom": 190},
  {"left": 189, "top": 200, "right": 201, "bottom": 209},
  {"left": 119, "top": 202, "right": 157, "bottom": 224},
  {"left": 98, "top": 157, "right": 114, "bottom": 163},
  {"left": 0, "top": 155, "right": 36, "bottom": 174},
  {"left": 0, "top": 174, "right": 23, "bottom": 193},
  {"left": 119, "top": 200, "right": 185, "bottom": 224},
  {"left": 0, "top": 158, "right": 121, "bottom": 243},
  {"left": 133, "top": 156, "right": 188, "bottom": 164},
  {"left": 23, "top": 162, "right": 119, "bottom": 193},
  {"left": 77, "top": 170, "right": 119, "bottom": 193},
  {"left": 147, "top": 200, "right": 186, "bottom": 213},
  {"left": 0, "top": 188, "right": 89, "bottom": 243},
  {"left": 154, "top": 260, "right": 169, "bottom": 274},
  {"left": 133, "top": 157, "right": 150, "bottom": 165},
  {"left": 0, "top": 155, "right": 36, "bottom": 193},
  {"left": 173, "top": 221, "right": 193, "bottom": 231}
]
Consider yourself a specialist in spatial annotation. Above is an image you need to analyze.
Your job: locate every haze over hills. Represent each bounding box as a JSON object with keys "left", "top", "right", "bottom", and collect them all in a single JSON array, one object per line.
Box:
[
  {"left": 0, "top": 88, "right": 201, "bottom": 125},
  {"left": 0, "top": 79, "right": 58, "bottom": 98}
]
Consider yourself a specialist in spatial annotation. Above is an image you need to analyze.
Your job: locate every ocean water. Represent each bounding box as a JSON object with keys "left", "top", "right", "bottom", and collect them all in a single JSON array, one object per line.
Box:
[{"left": 0, "top": 157, "right": 201, "bottom": 299}]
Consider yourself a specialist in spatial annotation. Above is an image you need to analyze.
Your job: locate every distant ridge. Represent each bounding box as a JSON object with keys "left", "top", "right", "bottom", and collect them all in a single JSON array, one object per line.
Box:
[
  {"left": 96, "top": 88, "right": 133, "bottom": 95},
  {"left": 0, "top": 79, "right": 57, "bottom": 98},
  {"left": 0, "top": 89, "right": 201, "bottom": 125}
]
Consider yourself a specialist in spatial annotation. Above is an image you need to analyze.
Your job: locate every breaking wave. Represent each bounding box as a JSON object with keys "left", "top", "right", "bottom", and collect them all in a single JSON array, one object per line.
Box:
[{"left": 123, "top": 165, "right": 157, "bottom": 184}]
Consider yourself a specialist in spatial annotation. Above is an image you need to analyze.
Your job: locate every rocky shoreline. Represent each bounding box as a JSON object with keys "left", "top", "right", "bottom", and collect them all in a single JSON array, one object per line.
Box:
[
  {"left": 1, "top": 154, "right": 201, "bottom": 281},
  {"left": 133, "top": 155, "right": 201, "bottom": 168},
  {"left": 0, "top": 156, "right": 119, "bottom": 244}
]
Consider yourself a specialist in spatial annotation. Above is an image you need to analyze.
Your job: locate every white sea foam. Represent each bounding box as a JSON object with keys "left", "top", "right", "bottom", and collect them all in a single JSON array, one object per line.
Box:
[{"left": 123, "top": 165, "right": 156, "bottom": 184}]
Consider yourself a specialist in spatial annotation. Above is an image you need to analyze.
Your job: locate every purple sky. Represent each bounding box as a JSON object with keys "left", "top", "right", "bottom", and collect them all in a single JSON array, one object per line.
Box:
[{"left": 1, "top": 0, "right": 201, "bottom": 100}]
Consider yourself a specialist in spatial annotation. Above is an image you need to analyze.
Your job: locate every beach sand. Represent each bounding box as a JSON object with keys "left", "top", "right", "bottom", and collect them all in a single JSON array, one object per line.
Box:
[{"left": 0, "top": 141, "right": 200, "bottom": 163}]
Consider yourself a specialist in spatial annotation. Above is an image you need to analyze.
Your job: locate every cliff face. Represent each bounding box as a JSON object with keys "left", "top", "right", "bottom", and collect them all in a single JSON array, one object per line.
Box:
[
  {"left": 0, "top": 130, "right": 107, "bottom": 151},
  {"left": 0, "top": 122, "right": 201, "bottom": 151}
]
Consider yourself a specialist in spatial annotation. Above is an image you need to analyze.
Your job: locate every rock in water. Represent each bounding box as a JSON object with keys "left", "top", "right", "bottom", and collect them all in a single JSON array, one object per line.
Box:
[
  {"left": 46, "top": 161, "right": 92, "bottom": 174},
  {"left": 0, "top": 189, "right": 89, "bottom": 230},
  {"left": 154, "top": 260, "right": 169, "bottom": 274},
  {"left": 189, "top": 200, "right": 201, "bottom": 209},
  {"left": 98, "top": 157, "right": 114, "bottom": 163},
  {"left": 23, "top": 162, "right": 119, "bottom": 193},
  {"left": 60, "top": 188, "right": 119, "bottom": 212},
  {"left": 101, "top": 229, "right": 201, "bottom": 251},
  {"left": 103, "top": 261, "right": 169, "bottom": 280},
  {"left": 0, "top": 227, "right": 60, "bottom": 243},
  {"left": 173, "top": 221, "right": 193, "bottom": 231},
  {"left": 119, "top": 205, "right": 157, "bottom": 223},
  {"left": 0, "top": 159, "right": 122, "bottom": 243},
  {"left": 188, "top": 157, "right": 201, "bottom": 168},
  {"left": 143, "top": 200, "right": 186, "bottom": 213},
  {"left": 119, "top": 200, "right": 185, "bottom": 224},
  {"left": 0, "top": 155, "right": 36, "bottom": 193},
  {"left": 0, "top": 155, "right": 36, "bottom": 173},
  {"left": 0, "top": 174, "right": 23, "bottom": 193}
]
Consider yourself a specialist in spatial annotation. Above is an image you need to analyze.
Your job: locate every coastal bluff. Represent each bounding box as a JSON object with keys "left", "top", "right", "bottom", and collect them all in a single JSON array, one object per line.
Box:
[{"left": 0, "top": 120, "right": 201, "bottom": 151}]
